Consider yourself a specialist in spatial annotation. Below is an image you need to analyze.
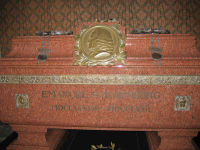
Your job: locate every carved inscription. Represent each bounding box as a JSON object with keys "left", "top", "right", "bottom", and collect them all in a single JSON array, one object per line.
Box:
[
  {"left": 42, "top": 90, "right": 160, "bottom": 100},
  {"left": 51, "top": 104, "right": 150, "bottom": 113},
  {"left": 44, "top": 90, "right": 154, "bottom": 113}
]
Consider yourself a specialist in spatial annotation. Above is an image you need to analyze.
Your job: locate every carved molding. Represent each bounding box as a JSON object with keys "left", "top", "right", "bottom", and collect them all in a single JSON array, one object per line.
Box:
[{"left": 0, "top": 75, "right": 200, "bottom": 85}]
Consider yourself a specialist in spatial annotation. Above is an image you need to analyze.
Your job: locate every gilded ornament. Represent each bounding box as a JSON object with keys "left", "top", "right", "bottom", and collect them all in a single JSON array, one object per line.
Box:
[
  {"left": 0, "top": 75, "right": 200, "bottom": 85},
  {"left": 15, "top": 94, "right": 30, "bottom": 108},
  {"left": 74, "top": 24, "right": 126, "bottom": 66},
  {"left": 174, "top": 96, "right": 191, "bottom": 111}
]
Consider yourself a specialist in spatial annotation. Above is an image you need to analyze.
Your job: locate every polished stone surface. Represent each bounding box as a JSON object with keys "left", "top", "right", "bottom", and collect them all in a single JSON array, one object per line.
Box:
[{"left": 0, "top": 28, "right": 200, "bottom": 149}]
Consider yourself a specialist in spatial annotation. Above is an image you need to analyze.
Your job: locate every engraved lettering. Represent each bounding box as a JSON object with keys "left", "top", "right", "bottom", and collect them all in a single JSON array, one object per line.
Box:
[
  {"left": 48, "top": 91, "right": 56, "bottom": 98},
  {"left": 106, "top": 105, "right": 150, "bottom": 113},
  {"left": 51, "top": 104, "right": 151, "bottom": 113},
  {"left": 43, "top": 90, "right": 160, "bottom": 100},
  {"left": 52, "top": 104, "right": 100, "bottom": 112},
  {"left": 73, "top": 91, "right": 88, "bottom": 99},
  {"left": 57, "top": 91, "right": 72, "bottom": 98}
]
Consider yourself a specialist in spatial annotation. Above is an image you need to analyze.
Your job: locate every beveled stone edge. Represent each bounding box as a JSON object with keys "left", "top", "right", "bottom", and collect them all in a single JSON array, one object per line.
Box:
[{"left": 0, "top": 74, "right": 200, "bottom": 85}]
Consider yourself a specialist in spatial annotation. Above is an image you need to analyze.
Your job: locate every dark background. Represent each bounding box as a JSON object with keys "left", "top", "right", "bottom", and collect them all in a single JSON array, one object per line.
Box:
[{"left": 0, "top": 0, "right": 200, "bottom": 56}]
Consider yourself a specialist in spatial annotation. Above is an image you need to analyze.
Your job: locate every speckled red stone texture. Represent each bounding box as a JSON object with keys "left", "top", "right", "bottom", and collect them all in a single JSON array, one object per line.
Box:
[
  {"left": 6, "top": 125, "right": 66, "bottom": 150},
  {"left": 1, "top": 32, "right": 200, "bottom": 150},
  {"left": 147, "top": 131, "right": 198, "bottom": 150}
]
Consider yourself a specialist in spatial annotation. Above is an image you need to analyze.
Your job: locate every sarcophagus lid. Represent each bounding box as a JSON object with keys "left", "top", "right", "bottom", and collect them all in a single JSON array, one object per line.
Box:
[{"left": 5, "top": 23, "right": 200, "bottom": 65}]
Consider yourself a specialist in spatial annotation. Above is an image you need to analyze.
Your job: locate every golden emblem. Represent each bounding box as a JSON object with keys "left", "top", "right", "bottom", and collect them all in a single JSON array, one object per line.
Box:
[
  {"left": 74, "top": 24, "right": 126, "bottom": 66},
  {"left": 174, "top": 96, "right": 191, "bottom": 111},
  {"left": 15, "top": 94, "right": 30, "bottom": 108}
]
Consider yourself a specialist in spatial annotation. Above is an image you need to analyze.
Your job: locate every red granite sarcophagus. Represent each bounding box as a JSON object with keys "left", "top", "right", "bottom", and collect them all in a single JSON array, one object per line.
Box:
[{"left": 0, "top": 24, "right": 200, "bottom": 150}]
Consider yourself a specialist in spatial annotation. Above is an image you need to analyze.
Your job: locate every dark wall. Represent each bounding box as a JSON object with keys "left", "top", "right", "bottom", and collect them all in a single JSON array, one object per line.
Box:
[{"left": 0, "top": 0, "right": 200, "bottom": 56}]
